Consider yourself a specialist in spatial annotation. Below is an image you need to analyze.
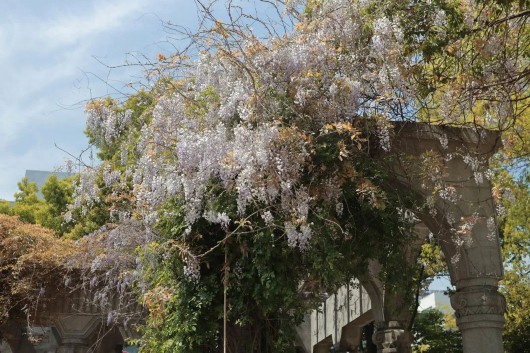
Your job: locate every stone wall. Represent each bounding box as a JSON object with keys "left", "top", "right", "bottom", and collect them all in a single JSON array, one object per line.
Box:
[{"left": 297, "top": 280, "right": 374, "bottom": 353}]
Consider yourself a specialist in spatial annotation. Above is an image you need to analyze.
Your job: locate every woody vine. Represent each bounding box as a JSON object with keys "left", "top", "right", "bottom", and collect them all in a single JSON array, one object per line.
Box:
[
  {"left": 1, "top": 0, "right": 528, "bottom": 352},
  {"left": 72, "top": 0, "right": 529, "bottom": 352}
]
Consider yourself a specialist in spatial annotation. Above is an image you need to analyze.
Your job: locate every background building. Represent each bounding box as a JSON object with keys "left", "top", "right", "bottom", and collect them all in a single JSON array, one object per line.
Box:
[{"left": 418, "top": 290, "right": 453, "bottom": 315}]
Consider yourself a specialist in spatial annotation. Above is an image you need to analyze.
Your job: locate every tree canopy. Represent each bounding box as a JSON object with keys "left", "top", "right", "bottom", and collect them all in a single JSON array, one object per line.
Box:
[
  {"left": 412, "top": 308, "right": 462, "bottom": 353},
  {"left": 0, "top": 214, "right": 78, "bottom": 327},
  {"left": 29, "top": 0, "right": 530, "bottom": 352},
  {"left": 0, "top": 174, "right": 80, "bottom": 237}
]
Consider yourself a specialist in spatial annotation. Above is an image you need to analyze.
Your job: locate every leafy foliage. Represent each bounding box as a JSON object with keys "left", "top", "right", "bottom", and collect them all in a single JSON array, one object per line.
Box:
[
  {"left": 37, "top": 175, "right": 75, "bottom": 236},
  {"left": 0, "top": 214, "right": 78, "bottom": 326},
  {"left": 0, "top": 175, "right": 80, "bottom": 237},
  {"left": 412, "top": 308, "right": 462, "bottom": 353},
  {"left": 496, "top": 171, "right": 530, "bottom": 353},
  {"left": 10, "top": 177, "right": 42, "bottom": 224},
  {"left": 0, "top": 1, "right": 527, "bottom": 352},
  {"left": 61, "top": 0, "right": 530, "bottom": 351},
  {"left": 137, "top": 157, "right": 412, "bottom": 352}
]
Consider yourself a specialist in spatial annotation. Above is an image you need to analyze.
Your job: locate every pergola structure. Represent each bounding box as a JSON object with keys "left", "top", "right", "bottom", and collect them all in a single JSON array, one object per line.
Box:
[
  {"left": 389, "top": 123, "right": 504, "bottom": 353},
  {"left": 1, "top": 123, "right": 505, "bottom": 353},
  {"left": 304, "top": 123, "right": 505, "bottom": 353}
]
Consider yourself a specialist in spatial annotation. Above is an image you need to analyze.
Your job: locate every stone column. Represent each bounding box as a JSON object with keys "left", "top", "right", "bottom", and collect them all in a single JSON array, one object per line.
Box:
[
  {"left": 386, "top": 122, "right": 505, "bottom": 353},
  {"left": 369, "top": 224, "right": 424, "bottom": 353},
  {"left": 451, "top": 279, "right": 505, "bottom": 353},
  {"left": 372, "top": 321, "right": 411, "bottom": 353},
  {"left": 361, "top": 259, "right": 415, "bottom": 353}
]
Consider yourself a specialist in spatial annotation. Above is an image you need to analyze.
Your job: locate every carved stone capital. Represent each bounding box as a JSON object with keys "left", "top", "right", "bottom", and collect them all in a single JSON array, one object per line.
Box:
[
  {"left": 450, "top": 286, "right": 506, "bottom": 320},
  {"left": 372, "top": 321, "right": 411, "bottom": 353},
  {"left": 450, "top": 285, "right": 505, "bottom": 352}
]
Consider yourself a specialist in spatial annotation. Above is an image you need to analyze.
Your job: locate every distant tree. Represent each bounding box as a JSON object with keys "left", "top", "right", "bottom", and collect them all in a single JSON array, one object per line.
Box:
[
  {"left": 0, "top": 214, "right": 79, "bottom": 328},
  {"left": 11, "top": 177, "right": 43, "bottom": 224},
  {"left": 412, "top": 308, "right": 462, "bottom": 353},
  {"left": 0, "top": 175, "right": 80, "bottom": 237},
  {"left": 496, "top": 172, "right": 530, "bottom": 353},
  {"left": 36, "top": 175, "right": 74, "bottom": 237},
  {"left": 13, "top": 177, "right": 40, "bottom": 203},
  {"left": 0, "top": 200, "right": 12, "bottom": 215}
]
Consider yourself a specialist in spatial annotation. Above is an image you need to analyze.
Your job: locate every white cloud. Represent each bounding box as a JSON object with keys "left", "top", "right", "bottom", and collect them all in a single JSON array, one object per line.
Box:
[
  {"left": 43, "top": 0, "right": 145, "bottom": 47},
  {"left": 0, "top": 0, "right": 196, "bottom": 199},
  {"left": 0, "top": 0, "right": 145, "bottom": 139}
]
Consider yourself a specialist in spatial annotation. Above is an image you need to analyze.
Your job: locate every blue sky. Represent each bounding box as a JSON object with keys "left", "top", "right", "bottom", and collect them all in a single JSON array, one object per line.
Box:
[{"left": 0, "top": 0, "right": 197, "bottom": 200}]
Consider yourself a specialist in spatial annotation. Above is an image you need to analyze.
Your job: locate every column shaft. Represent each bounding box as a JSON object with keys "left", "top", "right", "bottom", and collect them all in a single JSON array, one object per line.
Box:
[{"left": 451, "top": 285, "right": 505, "bottom": 353}]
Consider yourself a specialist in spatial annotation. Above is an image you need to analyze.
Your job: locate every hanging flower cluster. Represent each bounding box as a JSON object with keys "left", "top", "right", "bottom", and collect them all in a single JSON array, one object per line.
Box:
[
  {"left": 77, "top": 1, "right": 413, "bottom": 244},
  {"left": 66, "top": 0, "right": 527, "bottom": 326},
  {"left": 50, "top": 2, "right": 530, "bottom": 353}
]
